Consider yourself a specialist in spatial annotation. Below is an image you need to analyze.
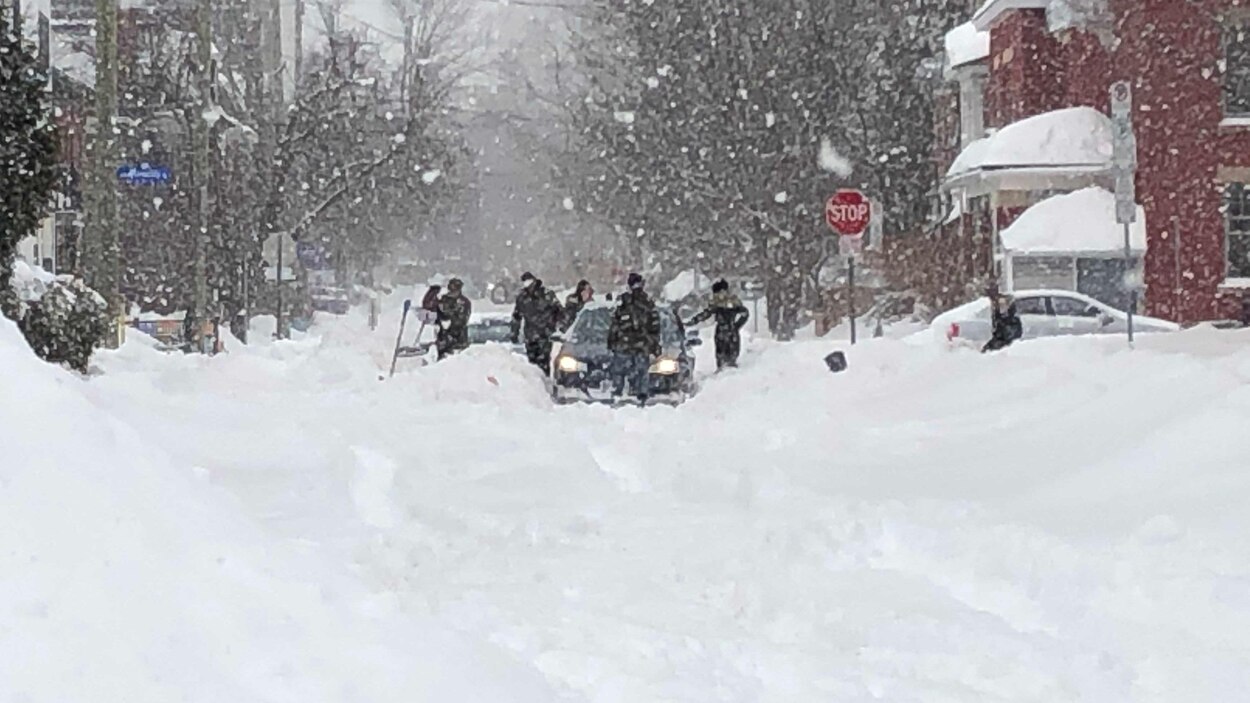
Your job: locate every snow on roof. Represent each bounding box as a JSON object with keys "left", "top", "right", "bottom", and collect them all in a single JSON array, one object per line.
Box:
[
  {"left": 947, "top": 106, "right": 1111, "bottom": 177},
  {"left": 945, "top": 22, "right": 990, "bottom": 69},
  {"left": 1047, "top": 0, "right": 1113, "bottom": 34},
  {"left": 973, "top": 0, "right": 1053, "bottom": 31},
  {"left": 1000, "top": 187, "right": 1146, "bottom": 254},
  {"left": 946, "top": 137, "right": 991, "bottom": 177}
]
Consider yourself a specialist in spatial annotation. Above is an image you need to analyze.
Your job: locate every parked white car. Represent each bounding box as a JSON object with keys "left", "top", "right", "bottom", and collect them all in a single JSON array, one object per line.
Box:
[{"left": 931, "top": 290, "right": 1179, "bottom": 345}]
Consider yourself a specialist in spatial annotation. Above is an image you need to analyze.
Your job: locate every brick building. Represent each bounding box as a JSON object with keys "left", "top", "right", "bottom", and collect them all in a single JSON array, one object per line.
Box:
[{"left": 939, "top": 0, "right": 1250, "bottom": 323}]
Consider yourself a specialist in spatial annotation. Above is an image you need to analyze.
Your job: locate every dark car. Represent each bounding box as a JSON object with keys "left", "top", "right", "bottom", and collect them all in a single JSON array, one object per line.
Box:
[
  {"left": 310, "top": 285, "right": 351, "bottom": 315},
  {"left": 551, "top": 303, "right": 701, "bottom": 405},
  {"left": 467, "top": 314, "right": 517, "bottom": 347},
  {"left": 402, "top": 314, "right": 524, "bottom": 366}
]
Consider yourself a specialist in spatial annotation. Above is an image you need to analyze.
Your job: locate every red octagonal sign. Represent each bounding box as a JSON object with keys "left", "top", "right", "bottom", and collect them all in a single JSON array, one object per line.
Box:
[{"left": 825, "top": 189, "right": 871, "bottom": 237}]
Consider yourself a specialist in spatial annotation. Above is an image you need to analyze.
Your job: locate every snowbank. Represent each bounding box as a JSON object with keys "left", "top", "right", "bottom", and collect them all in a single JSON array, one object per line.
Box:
[
  {"left": 12, "top": 295, "right": 1250, "bottom": 701},
  {"left": 1001, "top": 186, "right": 1146, "bottom": 254},
  {"left": 945, "top": 22, "right": 990, "bottom": 68},
  {"left": 0, "top": 317, "right": 564, "bottom": 703}
]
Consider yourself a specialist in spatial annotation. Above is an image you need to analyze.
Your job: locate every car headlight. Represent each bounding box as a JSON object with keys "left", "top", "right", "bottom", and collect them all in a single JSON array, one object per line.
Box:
[
  {"left": 650, "top": 357, "right": 680, "bottom": 375},
  {"left": 556, "top": 355, "right": 583, "bottom": 373}
]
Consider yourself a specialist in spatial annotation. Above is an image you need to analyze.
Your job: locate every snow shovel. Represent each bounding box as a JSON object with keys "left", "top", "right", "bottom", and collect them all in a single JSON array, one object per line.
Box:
[{"left": 388, "top": 300, "right": 412, "bottom": 378}]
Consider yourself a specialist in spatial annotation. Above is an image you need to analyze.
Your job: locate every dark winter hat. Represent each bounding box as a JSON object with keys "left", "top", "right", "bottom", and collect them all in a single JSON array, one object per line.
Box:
[
  {"left": 712, "top": 279, "right": 729, "bottom": 293},
  {"left": 447, "top": 278, "right": 464, "bottom": 292},
  {"left": 521, "top": 272, "right": 535, "bottom": 283},
  {"left": 627, "top": 272, "right": 644, "bottom": 290}
]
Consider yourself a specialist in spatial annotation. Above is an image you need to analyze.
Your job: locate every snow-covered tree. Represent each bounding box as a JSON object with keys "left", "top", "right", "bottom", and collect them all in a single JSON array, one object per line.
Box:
[
  {"left": 95, "top": 1, "right": 473, "bottom": 324},
  {"left": 0, "top": 12, "right": 59, "bottom": 319},
  {"left": 558, "top": 0, "right": 966, "bottom": 337}
]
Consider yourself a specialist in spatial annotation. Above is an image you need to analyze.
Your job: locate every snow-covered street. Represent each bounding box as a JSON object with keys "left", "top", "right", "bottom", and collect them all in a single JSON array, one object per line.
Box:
[{"left": 6, "top": 308, "right": 1250, "bottom": 702}]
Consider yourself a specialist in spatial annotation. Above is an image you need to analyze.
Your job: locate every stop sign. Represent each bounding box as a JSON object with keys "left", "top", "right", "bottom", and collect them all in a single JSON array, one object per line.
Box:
[{"left": 825, "top": 189, "right": 871, "bottom": 236}]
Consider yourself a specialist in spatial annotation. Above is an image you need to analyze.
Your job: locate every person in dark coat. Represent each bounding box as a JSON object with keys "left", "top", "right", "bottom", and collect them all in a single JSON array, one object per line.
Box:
[
  {"left": 510, "top": 272, "right": 562, "bottom": 374},
  {"left": 417, "top": 284, "right": 441, "bottom": 326},
  {"left": 982, "top": 293, "right": 1023, "bottom": 353},
  {"left": 436, "top": 278, "right": 472, "bottom": 360},
  {"left": 607, "top": 273, "right": 662, "bottom": 402},
  {"left": 562, "top": 279, "right": 594, "bottom": 331},
  {"left": 686, "top": 279, "right": 749, "bottom": 370}
]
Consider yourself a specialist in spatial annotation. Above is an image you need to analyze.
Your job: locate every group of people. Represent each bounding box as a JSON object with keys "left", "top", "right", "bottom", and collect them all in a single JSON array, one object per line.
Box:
[
  {"left": 510, "top": 272, "right": 594, "bottom": 372},
  {"left": 423, "top": 270, "right": 752, "bottom": 398},
  {"left": 602, "top": 273, "right": 751, "bottom": 400}
]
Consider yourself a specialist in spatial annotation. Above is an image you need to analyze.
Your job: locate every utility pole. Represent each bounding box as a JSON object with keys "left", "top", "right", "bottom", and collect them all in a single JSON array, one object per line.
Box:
[
  {"left": 85, "top": 0, "right": 120, "bottom": 334},
  {"left": 190, "top": 0, "right": 212, "bottom": 350},
  {"left": 294, "top": 0, "right": 304, "bottom": 83},
  {"left": 257, "top": 0, "right": 287, "bottom": 337}
]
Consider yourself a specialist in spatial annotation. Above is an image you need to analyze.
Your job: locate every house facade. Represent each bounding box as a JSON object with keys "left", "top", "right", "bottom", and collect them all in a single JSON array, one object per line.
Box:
[{"left": 941, "top": 0, "right": 1250, "bottom": 323}]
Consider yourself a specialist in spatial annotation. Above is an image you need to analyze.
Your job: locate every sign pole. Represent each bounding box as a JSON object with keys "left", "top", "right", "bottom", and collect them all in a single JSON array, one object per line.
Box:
[
  {"left": 276, "top": 236, "right": 285, "bottom": 339},
  {"left": 825, "top": 188, "right": 871, "bottom": 344},
  {"left": 1125, "top": 221, "right": 1135, "bottom": 345},
  {"left": 1110, "top": 80, "right": 1137, "bottom": 348},
  {"left": 240, "top": 255, "right": 250, "bottom": 344},
  {"left": 847, "top": 255, "right": 857, "bottom": 345}
]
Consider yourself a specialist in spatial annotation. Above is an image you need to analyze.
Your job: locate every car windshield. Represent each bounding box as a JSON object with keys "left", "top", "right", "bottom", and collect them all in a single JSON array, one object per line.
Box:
[
  {"left": 568, "top": 307, "right": 683, "bottom": 348},
  {"left": 468, "top": 320, "right": 513, "bottom": 344}
]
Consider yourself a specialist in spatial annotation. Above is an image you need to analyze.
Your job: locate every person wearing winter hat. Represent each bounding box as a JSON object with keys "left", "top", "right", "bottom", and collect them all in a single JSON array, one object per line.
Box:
[
  {"left": 435, "top": 278, "right": 472, "bottom": 359},
  {"left": 607, "top": 272, "right": 661, "bottom": 403},
  {"left": 685, "top": 278, "right": 749, "bottom": 370},
  {"left": 417, "top": 284, "right": 442, "bottom": 326},
  {"left": 561, "top": 279, "right": 595, "bottom": 331},
  {"left": 510, "top": 272, "right": 562, "bottom": 374}
]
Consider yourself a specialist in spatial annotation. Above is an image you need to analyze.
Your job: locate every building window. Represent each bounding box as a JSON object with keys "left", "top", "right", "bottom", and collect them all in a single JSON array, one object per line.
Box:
[
  {"left": 1226, "top": 183, "right": 1250, "bottom": 279},
  {"left": 1225, "top": 20, "right": 1250, "bottom": 116}
]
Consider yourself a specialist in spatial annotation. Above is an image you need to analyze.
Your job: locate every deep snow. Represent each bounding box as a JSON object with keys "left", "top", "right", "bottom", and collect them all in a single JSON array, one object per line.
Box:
[{"left": 5, "top": 304, "right": 1250, "bottom": 701}]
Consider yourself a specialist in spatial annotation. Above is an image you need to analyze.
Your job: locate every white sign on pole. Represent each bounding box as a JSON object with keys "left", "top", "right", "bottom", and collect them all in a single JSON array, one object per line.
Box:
[
  {"left": 262, "top": 232, "right": 297, "bottom": 281},
  {"left": 838, "top": 234, "right": 865, "bottom": 258},
  {"left": 1110, "top": 81, "right": 1138, "bottom": 225},
  {"left": 1109, "top": 80, "right": 1139, "bottom": 345}
]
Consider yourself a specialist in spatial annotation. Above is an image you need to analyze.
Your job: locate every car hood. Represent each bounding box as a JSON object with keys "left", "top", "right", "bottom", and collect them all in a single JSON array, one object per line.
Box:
[{"left": 559, "top": 341, "right": 684, "bottom": 363}]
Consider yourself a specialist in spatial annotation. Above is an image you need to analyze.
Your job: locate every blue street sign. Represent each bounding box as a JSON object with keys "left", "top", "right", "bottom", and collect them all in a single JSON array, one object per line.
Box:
[{"left": 116, "top": 163, "right": 172, "bottom": 185}]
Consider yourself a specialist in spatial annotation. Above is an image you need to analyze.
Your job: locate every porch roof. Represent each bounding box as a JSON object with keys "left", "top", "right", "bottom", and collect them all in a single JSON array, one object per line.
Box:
[
  {"left": 945, "top": 22, "right": 991, "bottom": 69},
  {"left": 1001, "top": 187, "right": 1146, "bottom": 255},
  {"left": 944, "top": 106, "right": 1113, "bottom": 196}
]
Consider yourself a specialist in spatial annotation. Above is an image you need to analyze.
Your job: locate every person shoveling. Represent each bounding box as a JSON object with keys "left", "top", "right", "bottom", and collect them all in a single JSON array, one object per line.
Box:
[{"left": 388, "top": 284, "right": 444, "bottom": 378}]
